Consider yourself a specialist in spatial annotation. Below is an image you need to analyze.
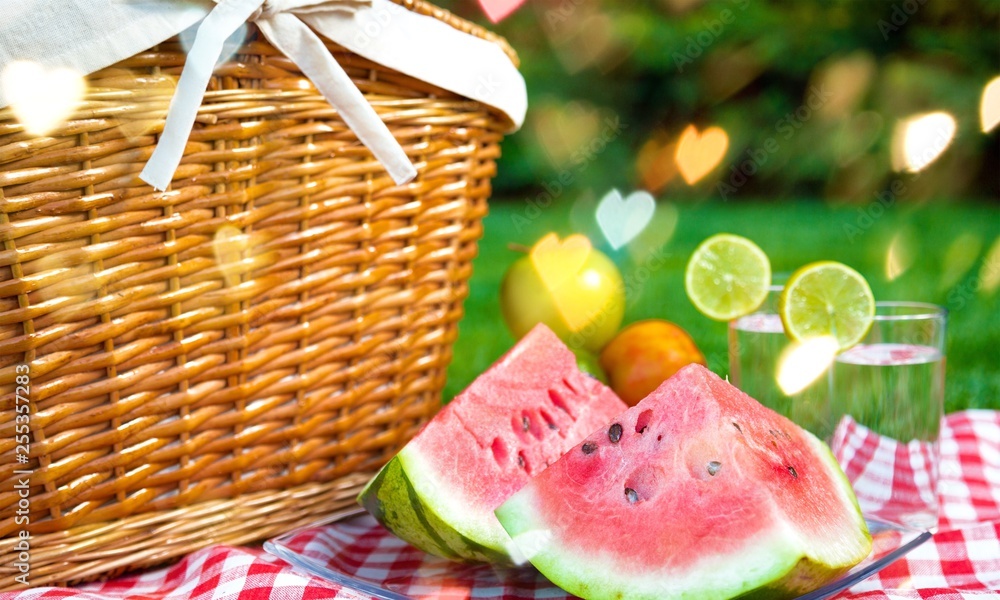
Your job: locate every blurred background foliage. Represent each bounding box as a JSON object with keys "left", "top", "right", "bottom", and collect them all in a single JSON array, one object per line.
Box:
[
  {"left": 436, "top": 0, "right": 999, "bottom": 202},
  {"left": 433, "top": 0, "right": 999, "bottom": 409}
]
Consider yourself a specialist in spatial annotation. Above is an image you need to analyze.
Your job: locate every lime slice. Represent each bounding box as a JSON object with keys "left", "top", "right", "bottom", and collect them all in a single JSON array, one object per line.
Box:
[
  {"left": 779, "top": 261, "right": 875, "bottom": 351},
  {"left": 685, "top": 234, "right": 771, "bottom": 321}
]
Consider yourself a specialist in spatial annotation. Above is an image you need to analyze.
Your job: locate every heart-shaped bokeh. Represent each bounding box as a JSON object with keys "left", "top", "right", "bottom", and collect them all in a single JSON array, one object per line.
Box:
[
  {"left": 891, "top": 112, "right": 956, "bottom": 173},
  {"left": 636, "top": 134, "right": 678, "bottom": 194},
  {"left": 531, "top": 101, "right": 603, "bottom": 167},
  {"left": 596, "top": 189, "right": 656, "bottom": 250},
  {"left": 530, "top": 233, "right": 592, "bottom": 293},
  {"left": 980, "top": 76, "right": 1000, "bottom": 133},
  {"left": 675, "top": 124, "right": 729, "bottom": 185},
  {"left": 1, "top": 61, "right": 85, "bottom": 136},
  {"left": 478, "top": 0, "right": 525, "bottom": 23}
]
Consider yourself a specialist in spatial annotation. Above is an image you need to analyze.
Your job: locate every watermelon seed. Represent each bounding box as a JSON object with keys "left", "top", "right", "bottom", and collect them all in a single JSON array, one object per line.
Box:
[
  {"left": 518, "top": 452, "right": 529, "bottom": 472},
  {"left": 707, "top": 461, "right": 722, "bottom": 476},
  {"left": 624, "top": 488, "right": 639, "bottom": 504},
  {"left": 771, "top": 440, "right": 778, "bottom": 449},
  {"left": 787, "top": 466, "right": 798, "bottom": 479},
  {"left": 732, "top": 422, "right": 742, "bottom": 434},
  {"left": 582, "top": 442, "right": 598, "bottom": 455},
  {"left": 609, "top": 423, "right": 623, "bottom": 443},
  {"left": 522, "top": 415, "right": 530, "bottom": 432},
  {"left": 539, "top": 409, "right": 559, "bottom": 431}
]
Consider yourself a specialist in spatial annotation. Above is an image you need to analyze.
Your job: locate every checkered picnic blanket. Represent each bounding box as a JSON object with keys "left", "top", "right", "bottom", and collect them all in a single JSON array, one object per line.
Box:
[{"left": 5, "top": 410, "right": 998, "bottom": 600}]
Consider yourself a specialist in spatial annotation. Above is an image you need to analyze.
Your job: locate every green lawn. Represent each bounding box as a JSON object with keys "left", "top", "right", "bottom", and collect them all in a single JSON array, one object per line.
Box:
[{"left": 445, "top": 200, "right": 1000, "bottom": 414}]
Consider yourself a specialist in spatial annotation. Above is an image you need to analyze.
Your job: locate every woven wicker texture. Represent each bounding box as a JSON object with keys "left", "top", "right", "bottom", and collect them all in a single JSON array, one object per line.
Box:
[{"left": 0, "top": 0, "right": 511, "bottom": 588}]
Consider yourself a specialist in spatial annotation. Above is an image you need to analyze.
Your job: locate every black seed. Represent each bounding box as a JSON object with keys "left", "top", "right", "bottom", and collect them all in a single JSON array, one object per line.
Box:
[
  {"left": 732, "top": 422, "right": 742, "bottom": 434},
  {"left": 522, "top": 416, "right": 530, "bottom": 432},
  {"left": 637, "top": 425, "right": 648, "bottom": 434},
  {"left": 608, "top": 423, "right": 623, "bottom": 443},
  {"left": 548, "top": 422, "right": 559, "bottom": 430},
  {"left": 787, "top": 466, "right": 798, "bottom": 479},
  {"left": 625, "top": 488, "right": 639, "bottom": 504},
  {"left": 582, "top": 442, "right": 598, "bottom": 455},
  {"left": 769, "top": 429, "right": 778, "bottom": 437},
  {"left": 518, "top": 454, "right": 525, "bottom": 468},
  {"left": 707, "top": 461, "right": 722, "bottom": 476}
]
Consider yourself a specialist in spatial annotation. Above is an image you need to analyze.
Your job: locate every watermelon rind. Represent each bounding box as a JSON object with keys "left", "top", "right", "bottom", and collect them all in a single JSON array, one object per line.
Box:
[
  {"left": 359, "top": 454, "right": 510, "bottom": 563},
  {"left": 495, "top": 439, "right": 870, "bottom": 600},
  {"left": 357, "top": 324, "right": 627, "bottom": 565},
  {"left": 495, "top": 364, "right": 873, "bottom": 600},
  {"left": 497, "top": 488, "right": 806, "bottom": 600}
]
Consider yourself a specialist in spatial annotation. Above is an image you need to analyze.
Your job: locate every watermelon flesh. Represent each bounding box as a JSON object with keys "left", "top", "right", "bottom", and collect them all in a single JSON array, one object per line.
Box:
[
  {"left": 358, "top": 324, "right": 627, "bottom": 563},
  {"left": 495, "top": 364, "right": 872, "bottom": 599}
]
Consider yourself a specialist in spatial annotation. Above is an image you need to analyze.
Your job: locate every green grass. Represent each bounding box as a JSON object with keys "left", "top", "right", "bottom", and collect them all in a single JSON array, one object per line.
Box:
[{"left": 444, "top": 200, "right": 1000, "bottom": 414}]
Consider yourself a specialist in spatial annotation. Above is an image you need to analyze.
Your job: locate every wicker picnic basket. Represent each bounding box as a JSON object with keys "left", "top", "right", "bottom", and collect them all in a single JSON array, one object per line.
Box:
[{"left": 0, "top": 0, "right": 516, "bottom": 589}]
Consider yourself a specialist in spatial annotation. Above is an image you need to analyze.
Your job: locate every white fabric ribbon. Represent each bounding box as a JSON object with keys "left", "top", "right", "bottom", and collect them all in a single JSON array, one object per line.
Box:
[
  {"left": 0, "top": 0, "right": 526, "bottom": 189},
  {"left": 141, "top": 0, "right": 417, "bottom": 190}
]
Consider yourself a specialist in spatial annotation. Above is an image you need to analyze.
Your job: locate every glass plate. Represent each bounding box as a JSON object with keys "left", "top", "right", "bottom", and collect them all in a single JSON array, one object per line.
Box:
[{"left": 264, "top": 508, "right": 931, "bottom": 600}]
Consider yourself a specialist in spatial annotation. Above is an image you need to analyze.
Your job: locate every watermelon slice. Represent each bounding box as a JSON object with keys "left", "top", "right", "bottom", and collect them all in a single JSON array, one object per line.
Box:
[
  {"left": 358, "top": 324, "right": 627, "bottom": 563},
  {"left": 496, "top": 364, "right": 872, "bottom": 599}
]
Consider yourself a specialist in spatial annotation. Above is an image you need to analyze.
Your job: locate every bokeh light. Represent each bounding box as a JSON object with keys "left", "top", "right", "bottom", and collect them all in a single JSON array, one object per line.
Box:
[
  {"left": 179, "top": 22, "right": 249, "bottom": 68},
  {"left": 95, "top": 69, "right": 178, "bottom": 141},
  {"left": 531, "top": 100, "right": 603, "bottom": 168},
  {"left": 504, "top": 528, "right": 552, "bottom": 566},
  {"left": 636, "top": 132, "right": 678, "bottom": 193},
  {"left": 885, "top": 227, "right": 917, "bottom": 282},
  {"left": 891, "top": 111, "right": 956, "bottom": 173},
  {"left": 626, "top": 202, "right": 679, "bottom": 264},
  {"left": 596, "top": 189, "right": 655, "bottom": 250},
  {"left": 776, "top": 336, "right": 839, "bottom": 396},
  {"left": 675, "top": 125, "right": 729, "bottom": 185},
  {"left": 213, "top": 224, "right": 250, "bottom": 287},
  {"left": 811, "top": 52, "right": 877, "bottom": 121},
  {"left": 1, "top": 61, "right": 85, "bottom": 136},
  {"left": 939, "top": 232, "right": 983, "bottom": 292},
  {"left": 980, "top": 75, "right": 1000, "bottom": 133},
  {"left": 978, "top": 237, "right": 1000, "bottom": 298}
]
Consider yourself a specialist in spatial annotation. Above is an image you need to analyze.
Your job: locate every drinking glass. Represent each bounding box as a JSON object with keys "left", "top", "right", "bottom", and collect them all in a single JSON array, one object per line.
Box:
[
  {"left": 730, "top": 297, "right": 946, "bottom": 533},
  {"left": 728, "top": 285, "right": 831, "bottom": 436},
  {"left": 829, "top": 302, "right": 946, "bottom": 532}
]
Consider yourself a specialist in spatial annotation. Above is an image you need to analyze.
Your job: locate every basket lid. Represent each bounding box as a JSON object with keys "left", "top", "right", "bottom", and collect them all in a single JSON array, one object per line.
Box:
[
  {"left": 0, "top": 0, "right": 527, "bottom": 188},
  {"left": 0, "top": 0, "right": 525, "bottom": 128},
  {"left": 395, "top": 0, "right": 519, "bottom": 67}
]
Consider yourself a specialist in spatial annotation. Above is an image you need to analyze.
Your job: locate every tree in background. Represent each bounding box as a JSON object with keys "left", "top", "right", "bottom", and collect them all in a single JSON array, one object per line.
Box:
[{"left": 439, "top": 0, "right": 1000, "bottom": 203}]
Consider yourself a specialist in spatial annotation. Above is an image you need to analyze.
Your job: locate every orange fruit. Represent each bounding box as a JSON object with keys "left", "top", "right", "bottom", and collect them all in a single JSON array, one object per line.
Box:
[{"left": 599, "top": 320, "right": 707, "bottom": 406}]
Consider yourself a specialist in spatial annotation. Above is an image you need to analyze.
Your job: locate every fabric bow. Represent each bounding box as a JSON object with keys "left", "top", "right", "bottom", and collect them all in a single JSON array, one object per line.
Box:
[{"left": 140, "top": 0, "right": 417, "bottom": 191}]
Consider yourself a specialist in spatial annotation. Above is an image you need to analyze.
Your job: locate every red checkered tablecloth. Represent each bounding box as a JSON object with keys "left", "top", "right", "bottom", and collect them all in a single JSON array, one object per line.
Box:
[{"left": 4, "top": 410, "right": 998, "bottom": 600}]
